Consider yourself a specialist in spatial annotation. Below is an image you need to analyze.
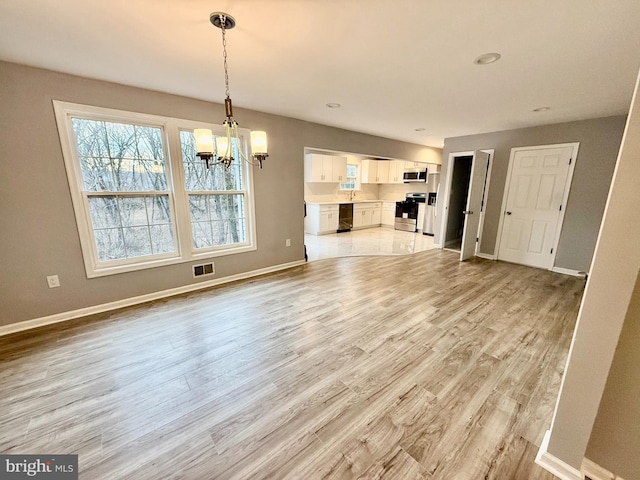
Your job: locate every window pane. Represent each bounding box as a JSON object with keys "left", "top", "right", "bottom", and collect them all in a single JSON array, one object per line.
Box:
[
  {"left": 88, "top": 196, "right": 121, "bottom": 229},
  {"left": 88, "top": 194, "right": 175, "bottom": 261},
  {"left": 72, "top": 118, "right": 109, "bottom": 158},
  {"left": 71, "top": 118, "right": 168, "bottom": 192},
  {"left": 340, "top": 164, "right": 357, "bottom": 190},
  {"left": 122, "top": 226, "right": 153, "bottom": 257},
  {"left": 189, "top": 194, "right": 246, "bottom": 248},
  {"left": 188, "top": 195, "right": 209, "bottom": 222},
  {"left": 150, "top": 225, "right": 175, "bottom": 254},
  {"left": 180, "top": 131, "right": 243, "bottom": 191},
  {"left": 192, "top": 221, "right": 213, "bottom": 249},
  {"left": 94, "top": 228, "right": 126, "bottom": 261},
  {"left": 118, "top": 197, "right": 148, "bottom": 227},
  {"left": 79, "top": 156, "right": 115, "bottom": 191},
  {"left": 145, "top": 195, "right": 172, "bottom": 224}
]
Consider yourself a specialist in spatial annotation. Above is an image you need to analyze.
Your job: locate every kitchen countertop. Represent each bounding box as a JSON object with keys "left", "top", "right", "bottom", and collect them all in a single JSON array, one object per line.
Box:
[{"left": 305, "top": 200, "right": 400, "bottom": 205}]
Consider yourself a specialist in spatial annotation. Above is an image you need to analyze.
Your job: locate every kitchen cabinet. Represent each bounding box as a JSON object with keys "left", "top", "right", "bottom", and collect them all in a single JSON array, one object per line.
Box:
[
  {"left": 353, "top": 205, "right": 370, "bottom": 229},
  {"left": 417, "top": 203, "right": 426, "bottom": 232},
  {"left": 304, "top": 154, "right": 347, "bottom": 183},
  {"left": 360, "top": 159, "right": 379, "bottom": 183},
  {"left": 361, "top": 160, "right": 403, "bottom": 184},
  {"left": 377, "top": 161, "right": 390, "bottom": 183},
  {"left": 361, "top": 159, "right": 391, "bottom": 184},
  {"left": 405, "top": 161, "right": 428, "bottom": 171},
  {"left": 387, "top": 160, "right": 405, "bottom": 184},
  {"left": 427, "top": 163, "right": 442, "bottom": 174},
  {"left": 353, "top": 202, "right": 382, "bottom": 229},
  {"left": 371, "top": 204, "right": 382, "bottom": 225},
  {"left": 305, "top": 203, "right": 339, "bottom": 235},
  {"left": 381, "top": 202, "right": 396, "bottom": 227}
]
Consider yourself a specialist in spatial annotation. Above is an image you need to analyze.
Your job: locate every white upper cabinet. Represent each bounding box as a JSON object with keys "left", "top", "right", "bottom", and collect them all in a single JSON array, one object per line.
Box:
[
  {"left": 360, "top": 159, "right": 379, "bottom": 183},
  {"left": 427, "top": 163, "right": 442, "bottom": 174},
  {"left": 405, "top": 161, "right": 427, "bottom": 171},
  {"left": 332, "top": 156, "right": 347, "bottom": 182},
  {"left": 377, "top": 161, "right": 391, "bottom": 183},
  {"left": 361, "top": 159, "right": 407, "bottom": 183},
  {"left": 387, "top": 160, "right": 405, "bottom": 184},
  {"left": 305, "top": 154, "right": 348, "bottom": 183}
]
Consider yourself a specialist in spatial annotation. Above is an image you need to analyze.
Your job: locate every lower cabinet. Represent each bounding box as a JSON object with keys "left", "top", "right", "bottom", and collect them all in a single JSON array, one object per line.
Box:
[
  {"left": 305, "top": 204, "right": 339, "bottom": 235},
  {"left": 305, "top": 202, "right": 382, "bottom": 234},
  {"left": 381, "top": 202, "right": 396, "bottom": 227},
  {"left": 353, "top": 202, "right": 382, "bottom": 229},
  {"left": 417, "top": 203, "right": 426, "bottom": 232}
]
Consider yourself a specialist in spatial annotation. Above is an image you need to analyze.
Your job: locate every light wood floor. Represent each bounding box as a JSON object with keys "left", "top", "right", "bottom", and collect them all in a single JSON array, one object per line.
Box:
[{"left": 0, "top": 250, "right": 584, "bottom": 479}]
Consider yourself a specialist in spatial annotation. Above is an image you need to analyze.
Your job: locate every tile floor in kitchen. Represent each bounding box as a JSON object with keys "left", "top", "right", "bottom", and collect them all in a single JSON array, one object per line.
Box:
[{"left": 304, "top": 227, "right": 437, "bottom": 261}]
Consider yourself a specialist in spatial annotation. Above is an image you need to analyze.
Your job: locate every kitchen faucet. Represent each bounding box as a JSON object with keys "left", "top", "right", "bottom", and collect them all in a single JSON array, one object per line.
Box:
[{"left": 349, "top": 190, "right": 356, "bottom": 201}]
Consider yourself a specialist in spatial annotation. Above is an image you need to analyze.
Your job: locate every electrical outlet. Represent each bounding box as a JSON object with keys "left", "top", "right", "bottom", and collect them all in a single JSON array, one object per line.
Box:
[
  {"left": 47, "top": 275, "right": 60, "bottom": 288},
  {"left": 285, "top": 238, "right": 291, "bottom": 247}
]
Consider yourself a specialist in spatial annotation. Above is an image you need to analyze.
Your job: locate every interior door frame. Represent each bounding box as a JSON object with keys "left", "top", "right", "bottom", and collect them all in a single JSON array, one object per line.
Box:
[
  {"left": 494, "top": 142, "right": 580, "bottom": 270},
  {"left": 439, "top": 149, "right": 493, "bottom": 254}
]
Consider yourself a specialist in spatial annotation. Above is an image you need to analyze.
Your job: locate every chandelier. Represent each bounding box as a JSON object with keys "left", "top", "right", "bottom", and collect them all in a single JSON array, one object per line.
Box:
[{"left": 193, "top": 12, "right": 268, "bottom": 169}]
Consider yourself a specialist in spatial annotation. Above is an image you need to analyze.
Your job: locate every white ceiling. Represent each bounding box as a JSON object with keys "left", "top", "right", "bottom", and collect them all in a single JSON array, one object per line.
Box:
[{"left": 1, "top": 0, "right": 640, "bottom": 148}]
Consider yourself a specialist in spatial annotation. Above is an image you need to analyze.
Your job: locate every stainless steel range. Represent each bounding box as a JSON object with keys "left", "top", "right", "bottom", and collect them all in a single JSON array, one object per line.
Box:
[{"left": 394, "top": 192, "right": 426, "bottom": 232}]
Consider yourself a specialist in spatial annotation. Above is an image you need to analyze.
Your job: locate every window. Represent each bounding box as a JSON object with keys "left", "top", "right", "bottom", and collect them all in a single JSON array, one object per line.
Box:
[
  {"left": 54, "top": 102, "right": 256, "bottom": 278},
  {"left": 71, "top": 118, "right": 176, "bottom": 262},
  {"left": 340, "top": 163, "right": 358, "bottom": 190},
  {"left": 180, "top": 131, "right": 248, "bottom": 249}
]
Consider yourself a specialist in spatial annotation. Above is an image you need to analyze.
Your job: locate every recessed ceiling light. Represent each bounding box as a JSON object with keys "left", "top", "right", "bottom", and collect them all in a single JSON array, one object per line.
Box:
[
  {"left": 326, "top": 103, "right": 341, "bottom": 108},
  {"left": 474, "top": 53, "right": 501, "bottom": 65},
  {"left": 414, "top": 128, "right": 426, "bottom": 132},
  {"left": 533, "top": 106, "right": 551, "bottom": 112}
]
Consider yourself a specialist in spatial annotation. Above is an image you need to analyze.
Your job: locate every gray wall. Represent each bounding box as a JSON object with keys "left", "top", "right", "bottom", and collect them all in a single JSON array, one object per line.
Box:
[
  {"left": 0, "top": 61, "right": 441, "bottom": 326},
  {"left": 435, "top": 116, "right": 626, "bottom": 271},
  {"left": 586, "top": 271, "right": 640, "bottom": 479}
]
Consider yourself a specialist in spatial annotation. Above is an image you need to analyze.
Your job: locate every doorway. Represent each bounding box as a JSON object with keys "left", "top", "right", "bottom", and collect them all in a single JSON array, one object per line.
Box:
[{"left": 443, "top": 155, "right": 473, "bottom": 250}]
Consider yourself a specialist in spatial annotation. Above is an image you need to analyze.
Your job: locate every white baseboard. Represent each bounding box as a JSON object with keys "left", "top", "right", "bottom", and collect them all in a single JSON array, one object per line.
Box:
[
  {"left": 476, "top": 252, "right": 496, "bottom": 260},
  {"left": 0, "top": 260, "right": 306, "bottom": 338},
  {"left": 551, "top": 266, "right": 587, "bottom": 278},
  {"left": 535, "top": 430, "right": 584, "bottom": 480},
  {"left": 582, "top": 458, "right": 624, "bottom": 480}
]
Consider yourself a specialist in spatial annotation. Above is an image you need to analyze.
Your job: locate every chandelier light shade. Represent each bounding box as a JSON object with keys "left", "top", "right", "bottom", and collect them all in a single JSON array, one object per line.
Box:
[
  {"left": 215, "top": 136, "right": 230, "bottom": 159},
  {"left": 251, "top": 130, "right": 267, "bottom": 156},
  {"left": 193, "top": 128, "right": 214, "bottom": 152},
  {"left": 194, "top": 12, "right": 269, "bottom": 169}
]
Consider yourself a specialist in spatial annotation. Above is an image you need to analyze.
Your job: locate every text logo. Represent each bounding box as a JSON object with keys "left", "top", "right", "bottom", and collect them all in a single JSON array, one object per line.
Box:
[{"left": 0, "top": 455, "right": 78, "bottom": 479}]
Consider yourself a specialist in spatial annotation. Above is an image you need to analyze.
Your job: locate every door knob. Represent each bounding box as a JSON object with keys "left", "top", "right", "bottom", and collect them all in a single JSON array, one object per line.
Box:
[
  {"left": 506, "top": 211, "right": 512, "bottom": 215},
  {"left": 463, "top": 210, "right": 473, "bottom": 215}
]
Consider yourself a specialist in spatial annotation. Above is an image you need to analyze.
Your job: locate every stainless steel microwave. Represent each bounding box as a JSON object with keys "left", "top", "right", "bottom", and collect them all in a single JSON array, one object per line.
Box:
[{"left": 403, "top": 170, "right": 427, "bottom": 183}]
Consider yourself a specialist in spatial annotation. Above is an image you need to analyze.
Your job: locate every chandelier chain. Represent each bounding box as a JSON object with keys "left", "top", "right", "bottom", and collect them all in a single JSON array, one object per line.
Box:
[{"left": 220, "top": 15, "right": 230, "bottom": 99}]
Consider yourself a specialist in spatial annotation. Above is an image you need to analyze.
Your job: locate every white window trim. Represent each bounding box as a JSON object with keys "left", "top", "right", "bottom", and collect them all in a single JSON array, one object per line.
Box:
[{"left": 53, "top": 101, "right": 257, "bottom": 278}]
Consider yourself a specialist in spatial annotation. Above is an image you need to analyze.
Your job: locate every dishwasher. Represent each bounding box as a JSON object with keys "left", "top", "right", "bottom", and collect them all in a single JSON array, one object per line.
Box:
[{"left": 338, "top": 203, "right": 353, "bottom": 232}]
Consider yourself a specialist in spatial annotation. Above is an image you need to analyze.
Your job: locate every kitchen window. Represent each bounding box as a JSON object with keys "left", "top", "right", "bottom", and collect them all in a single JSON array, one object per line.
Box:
[
  {"left": 340, "top": 163, "right": 358, "bottom": 190},
  {"left": 54, "top": 101, "right": 256, "bottom": 278}
]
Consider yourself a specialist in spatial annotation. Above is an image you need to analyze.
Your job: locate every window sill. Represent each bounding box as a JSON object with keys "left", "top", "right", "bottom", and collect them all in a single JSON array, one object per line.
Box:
[{"left": 86, "top": 243, "right": 257, "bottom": 278}]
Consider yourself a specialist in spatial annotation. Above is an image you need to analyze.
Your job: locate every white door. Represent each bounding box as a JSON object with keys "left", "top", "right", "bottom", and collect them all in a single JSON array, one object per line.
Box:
[
  {"left": 498, "top": 145, "right": 574, "bottom": 269},
  {"left": 460, "top": 151, "right": 490, "bottom": 261}
]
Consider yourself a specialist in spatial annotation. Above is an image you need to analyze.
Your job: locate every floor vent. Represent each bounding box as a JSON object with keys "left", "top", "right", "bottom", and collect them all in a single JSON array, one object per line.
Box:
[{"left": 193, "top": 262, "right": 215, "bottom": 277}]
